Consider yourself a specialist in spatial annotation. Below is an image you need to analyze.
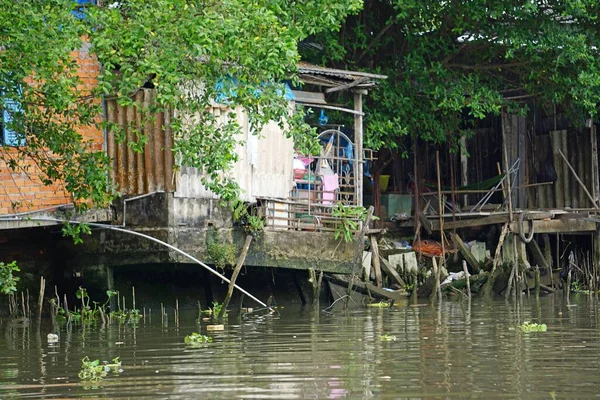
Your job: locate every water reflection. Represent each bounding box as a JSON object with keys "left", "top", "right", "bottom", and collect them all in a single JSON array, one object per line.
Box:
[{"left": 1, "top": 295, "right": 600, "bottom": 398}]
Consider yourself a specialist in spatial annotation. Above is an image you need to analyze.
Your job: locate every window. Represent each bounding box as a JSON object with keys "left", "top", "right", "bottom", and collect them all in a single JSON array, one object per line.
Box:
[{"left": 1, "top": 97, "right": 25, "bottom": 147}]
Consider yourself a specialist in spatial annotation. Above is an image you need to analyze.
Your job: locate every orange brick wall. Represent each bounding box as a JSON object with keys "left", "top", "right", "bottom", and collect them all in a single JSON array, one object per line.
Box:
[{"left": 0, "top": 43, "right": 104, "bottom": 215}]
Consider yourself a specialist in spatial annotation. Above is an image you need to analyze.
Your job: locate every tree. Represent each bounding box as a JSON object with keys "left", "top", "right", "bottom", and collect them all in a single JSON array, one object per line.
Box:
[
  {"left": 0, "top": 0, "right": 362, "bottom": 212},
  {"left": 302, "top": 0, "right": 600, "bottom": 152}
]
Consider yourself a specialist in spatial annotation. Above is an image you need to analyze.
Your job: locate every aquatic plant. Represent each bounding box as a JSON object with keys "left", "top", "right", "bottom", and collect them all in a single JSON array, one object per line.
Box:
[
  {"left": 0, "top": 261, "right": 20, "bottom": 295},
  {"left": 78, "top": 356, "right": 122, "bottom": 382},
  {"left": 379, "top": 334, "right": 397, "bottom": 341},
  {"left": 519, "top": 322, "right": 547, "bottom": 333},
  {"left": 184, "top": 333, "right": 213, "bottom": 345},
  {"left": 367, "top": 301, "right": 390, "bottom": 308},
  {"left": 208, "top": 301, "right": 227, "bottom": 320}
]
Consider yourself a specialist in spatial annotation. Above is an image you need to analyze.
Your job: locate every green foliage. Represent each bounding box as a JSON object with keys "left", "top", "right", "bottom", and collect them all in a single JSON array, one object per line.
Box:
[
  {"left": 332, "top": 203, "right": 376, "bottom": 242},
  {"left": 184, "top": 333, "right": 213, "bottom": 345},
  {"left": 0, "top": 0, "right": 360, "bottom": 219},
  {"left": 206, "top": 229, "right": 236, "bottom": 270},
  {"left": 61, "top": 223, "right": 92, "bottom": 245},
  {"left": 519, "top": 322, "right": 548, "bottom": 333},
  {"left": 208, "top": 301, "right": 227, "bottom": 320},
  {"left": 231, "top": 200, "right": 265, "bottom": 236},
  {"left": 0, "top": 261, "right": 20, "bottom": 295},
  {"left": 78, "top": 356, "right": 122, "bottom": 382},
  {"left": 379, "top": 334, "right": 397, "bottom": 341},
  {"left": 303, "top": 0, "right": 600, "bottom": 150}
]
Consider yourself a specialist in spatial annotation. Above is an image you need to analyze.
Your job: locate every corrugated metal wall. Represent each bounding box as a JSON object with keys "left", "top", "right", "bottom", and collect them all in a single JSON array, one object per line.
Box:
[
  {"left": 533, "top": 129, "right": 595, "bottom": 209},
  {"left": 106, "top": 89, "right": 175, "bottom": 195},
  {"left": 174, "top": 105, "right": 295, "bottom": 202}
]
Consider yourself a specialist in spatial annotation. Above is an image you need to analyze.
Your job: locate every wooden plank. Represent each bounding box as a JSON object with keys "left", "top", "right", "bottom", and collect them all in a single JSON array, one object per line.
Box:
[
  {"left": 451, "top": 233, "right": 481, "bottom": 273},
  {"left": 291, "top": 90, "right": 326, "bottom": 104},
  {"left": 370, "top": 235, "right": 383, "bottom": 288},
  {"left": 325, "top": 274, "right": 407, "bottom": 301},
  {"left": 379, "top": 256, "right": 405, "bottom": 287},
  {"left": 527, "top": 239, "right": 550, "bottom": 270},
  {"left": 510, "top": 218, "right": 597, "bottom": 234}
]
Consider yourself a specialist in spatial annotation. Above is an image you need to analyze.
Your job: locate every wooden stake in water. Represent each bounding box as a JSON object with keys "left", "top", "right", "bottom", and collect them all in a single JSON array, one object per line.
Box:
[
  {"left": 160, "top": 303, "right": 164, "bottom": 324},
  {"left": 123, "top": 296, "right": 126, "bottom": 311},
  {"left": 175, "top": 298, "right": 179, "bottom": 327},
  {"left": 462, "top": 261, "right": 471, "bottom": 298},
  {"left": 117, "top": 291, "right": 121, "bottom": 311},
  {"left": 132, "top": 287, "right": 136, "bottom": 311},
  {"left": 37, "top": 276, "right": 46, "bottom": 327}
]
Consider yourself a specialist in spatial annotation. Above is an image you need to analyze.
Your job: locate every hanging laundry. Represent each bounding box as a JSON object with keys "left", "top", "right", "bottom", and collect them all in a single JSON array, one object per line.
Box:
[{"left": 322, "top": 173, "right": 339, "bottom": 204}]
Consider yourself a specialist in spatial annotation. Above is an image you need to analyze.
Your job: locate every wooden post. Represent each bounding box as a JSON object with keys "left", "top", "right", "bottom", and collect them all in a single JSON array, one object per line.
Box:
[
  {"left": 561, "top": 130, "right": 571, "bottom": 208},
  {"left": 352, "top": 206, "right": 374, "bottom": 272},
  {"left": 462, "top": 261, "right": 471, "bottom": 298},
  {"left": 534, "top": 266, "right": 541, "bottom": 298},
  {"left": 37, "top": 276, "right": 45, "bottom": 327},
  {"left": 370, "top": 234, "right": 382, "bottom": 288},
  {"left": 502, "top": 109, "right": 515, "bottom": 222},
  {"left": 354, "top": 91, "right": 364, "bottom": 207},
  {"left": 591, "top": 124, "right": 599, "bottom": 204},
  {"left": 551, "top": 130, "right": 565, "bottom": 208},
  {"left": 436, "top": 151, "right": 446, "bottom": 269},
  {"left": 218, "top": 235, "right": 253, "bottom": 320},
  {"left": 460, "top": 136, "right": 469, "bottom": 206},
  {"left": 430, "top": 256, "right": 440, "bottom": 304}
]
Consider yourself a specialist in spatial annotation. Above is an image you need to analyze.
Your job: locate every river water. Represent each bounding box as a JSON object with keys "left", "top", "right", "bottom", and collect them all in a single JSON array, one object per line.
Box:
[{"left": 1, "top": 294, "right": 600, "bottom": 399}]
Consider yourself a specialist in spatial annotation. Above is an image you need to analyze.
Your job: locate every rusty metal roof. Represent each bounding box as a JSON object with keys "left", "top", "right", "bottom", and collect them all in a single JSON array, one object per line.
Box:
[{"left": 297, "top": 62, "right": 387, "bottom": 88}]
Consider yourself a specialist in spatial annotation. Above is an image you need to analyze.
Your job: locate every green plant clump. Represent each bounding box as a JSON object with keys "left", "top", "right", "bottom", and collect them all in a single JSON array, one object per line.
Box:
[
  {"left": 206, "top": 230, "right": 236, "bottom": 270},
  {"left": 0, "top": 261, "right": 20, "bottom": 295},
  {"left": 519, "top": 322, "right": 548, "bottom": 333},
  {"left": 332, "top": 203, "right": 377, "bottom": 242},
  {"left": 78, "top": 356, "right": 122, "bottom": 382},
  {"left": 184, "top": 333, "right": 213, "bottom": 345},
  {"left": 379, "top": 334, "right": 397, "bottom": 341}
]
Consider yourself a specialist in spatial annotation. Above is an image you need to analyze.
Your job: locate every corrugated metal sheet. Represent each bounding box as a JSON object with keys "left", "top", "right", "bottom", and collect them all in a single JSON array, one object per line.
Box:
[
  {"left": 174, "top": 105, "right": 295, "bottom": 202},
  {"left": 532, "top": 129, "right": 595, "bottom": 209},
  {"left": 106, "top": 89, "right": 175, "bottom": 195}
]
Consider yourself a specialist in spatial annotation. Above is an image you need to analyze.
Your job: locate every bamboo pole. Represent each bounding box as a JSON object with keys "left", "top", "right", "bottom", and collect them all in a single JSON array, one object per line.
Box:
[{"left": 218, "top": 235, "right": 253, "bottom": 320}]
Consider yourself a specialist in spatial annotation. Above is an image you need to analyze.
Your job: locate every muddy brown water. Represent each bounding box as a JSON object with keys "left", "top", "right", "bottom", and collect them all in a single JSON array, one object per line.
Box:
[{"left": 1, "top": 295, "right": 600, "bottom": 399}]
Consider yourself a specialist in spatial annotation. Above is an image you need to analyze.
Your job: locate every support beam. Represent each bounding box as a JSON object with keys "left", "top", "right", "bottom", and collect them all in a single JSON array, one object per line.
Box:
[
  {"left": 354, "top": 92, "right": 363, "bottom": 207},
  {"left": 527, "top": 239, "right": 551, "bottom": 271},
  {"left": 451, "top": 233, "right": 481, "bottom": 273}
]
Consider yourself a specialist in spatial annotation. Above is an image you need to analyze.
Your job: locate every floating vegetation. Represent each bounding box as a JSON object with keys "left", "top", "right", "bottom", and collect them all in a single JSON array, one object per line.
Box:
[
  {"left": 78, "top": 356, "right": 122, "bottom": 382},
  {"left": 367, "top": 301, "right": 390, "bottom": 308},
  {"left": 379, "top": 334, "right": 397, "bottom": 341},
  {"left": 184, "top": 333, "right": 213, "bottom": 345},
  {"left": 519, "top": 322, "right": 548, "bottom": 333}
]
